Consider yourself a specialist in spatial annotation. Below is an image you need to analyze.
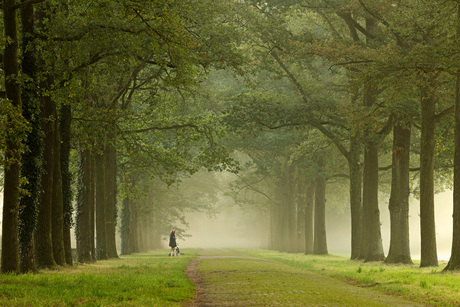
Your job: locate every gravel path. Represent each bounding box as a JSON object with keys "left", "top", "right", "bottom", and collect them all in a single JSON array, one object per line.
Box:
[{"left": 184, "top": 249, "right": 423, "bottom": 307}]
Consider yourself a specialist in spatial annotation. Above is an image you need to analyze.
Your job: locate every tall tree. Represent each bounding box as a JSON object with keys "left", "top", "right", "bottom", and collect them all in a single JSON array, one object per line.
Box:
[
  {"left": 75, "top": 148, "right": 94, "bottom": 263},
  {"left": 419, "top": 80, "right": 439, "bottom": 267},
  {"left": 18, "top": 1, "right": 43, "bottom": 273},
  {"left": 313, "top": 156, "right": 328, "bottom": 255},
  {"left": 1, "top": 0, "right": 23, "bottom": 274},
  {"left": 60, "top": 104, "right": 73, "bottom": 265},
  {"left": 95, "top": 152, "right": 108, "bottom": 260},
  {"left": 385, "top": 123, "right": 412, "bottom": 264},
  {"left": 444, "top": 2, "right": 460, "bottom": 272}
]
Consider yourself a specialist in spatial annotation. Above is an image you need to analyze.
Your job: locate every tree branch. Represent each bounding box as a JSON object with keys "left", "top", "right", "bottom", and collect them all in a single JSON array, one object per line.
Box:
[
  {"left": 357, "top": 0, "right": 409, "bottom": 48},
  {"left": 329, "top": 60, "right": 373, "bottom": 71},
  {"left": 435, "top": 106, "right": 454, "bottom": 123},
  {"left": 121, "top": 123, "right": 203, "bottom": 134},
  {"left": 337, "top": 11, "right": 376, "bottom": 40},
  {"left": 270, "top": 49, "right": 308, "bottom": 104},
  {"left": 12, "top": 0, "right": 45, "bottom": 10}
]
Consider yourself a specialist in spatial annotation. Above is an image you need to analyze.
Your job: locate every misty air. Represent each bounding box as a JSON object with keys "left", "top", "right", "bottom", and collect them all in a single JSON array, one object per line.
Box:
[{"left": 1, "top": 1, "right": 460, "bottom": 306}]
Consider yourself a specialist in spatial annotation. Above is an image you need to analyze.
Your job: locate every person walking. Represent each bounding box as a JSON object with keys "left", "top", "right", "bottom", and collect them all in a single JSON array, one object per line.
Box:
[{"left": 169, "top": 228, "right": 177, "bottom": 256}]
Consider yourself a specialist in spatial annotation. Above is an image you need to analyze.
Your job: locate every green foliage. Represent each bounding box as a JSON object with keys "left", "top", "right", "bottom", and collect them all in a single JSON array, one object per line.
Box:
[{"left": 0, "top": 99, "right": 30, "bottom": 167}]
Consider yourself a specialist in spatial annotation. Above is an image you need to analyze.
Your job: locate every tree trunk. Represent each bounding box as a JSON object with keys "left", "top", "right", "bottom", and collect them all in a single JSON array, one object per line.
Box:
[
  {"left": 18, "top": 2, "right": 42, "bottom": 273},
  {"left": 35, "top": 89, "right": 57, "bottom": 268},
  {"left": 360, "top": 76, "right": 384, "bottom": 262},
  {"left": 349, "top": 137, "right": 363, "bottom": 259},
  {"left": 1, "top": 0, "right": 22, "bottom": 274},
  {"left": 313, "top": 160, "right": 328, "bottom": 255},
  {"left": 304, "top": 182, "right": 315, "bottom": 255},
  {"left": 286, "top": 163, "right": 297, "bottom": 253},
  {"left": 104, "top": 144, "right": 118, "bottom": 258},
  {"left": 90, "top": 154, "right": 96, "bottom": 261},
  {"left": 445, "top": 6, "right": 460, "bottom": 271},
  {"left": 130, "top": 201, "right": 140, "bottom": 253},
  {"left": 362, "top": 140, "right": 385, "bottom": 261},
  {"left": 95, "top": 153, "right": 108, "bottom": 260},
  {"left": 52, "top": 114, "right": 65, "bottom": 265},
  {"left": 359, "top": 17, "right": 384, "bottom": 262},
  {"left": 420, "top": 85, "right": 439, "bottom": 267},
  {"left": 60, "top": 104, "right": 73, "bottom": 265},
  {"left": 385, "top": 123, "right": 412, "bottom": 264},
  {"left": 296, "top": 175, "right": 306, "bottom": 252},
  {"left": 121, "top": 196, "right": 131, "bottom": 255},
  {"left": 279, "top": 178, "right": 290, "bottom": 252},
  {"left": 75, "top": 148, "right": 93, "bottom": 263}
]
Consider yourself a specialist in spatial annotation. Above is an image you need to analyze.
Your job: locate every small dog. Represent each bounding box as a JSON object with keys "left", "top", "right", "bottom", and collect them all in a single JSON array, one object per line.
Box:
[{"left": 169, "top": 246, "right": 181, "bottom": 257}]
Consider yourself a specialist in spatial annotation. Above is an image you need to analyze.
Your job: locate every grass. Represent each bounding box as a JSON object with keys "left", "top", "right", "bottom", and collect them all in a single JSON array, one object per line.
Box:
[
  {"left": 233, "top": 249, "right": 460, "bottom": 306},
  {"left": 1, "top": 248, "right": 460, "bottom": 306},
  {"left": 0, "top": 249, "right": 198, "bottom": 306},
  {"left": 195, "top": 255, "right": 412, "bottom": 306}
]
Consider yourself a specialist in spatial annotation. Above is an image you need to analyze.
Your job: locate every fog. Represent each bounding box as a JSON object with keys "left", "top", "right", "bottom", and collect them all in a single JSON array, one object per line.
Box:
[
  {"left": 174, "top": 191, "right": 454, "bottom": 261},
  {"left": 178, "top": 206, "right": 269, "bottom": 249},
  {"left": 325, "top": 191, "right": 453, "bottom": 260},
  {"left": 0, "top": 190, "right": 454, "bottom": 260}
]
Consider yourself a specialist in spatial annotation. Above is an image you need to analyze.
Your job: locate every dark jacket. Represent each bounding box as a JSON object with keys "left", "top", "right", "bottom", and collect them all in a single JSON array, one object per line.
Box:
[{"left": 169, "top": 231, "right": 177, "bottom": 248}]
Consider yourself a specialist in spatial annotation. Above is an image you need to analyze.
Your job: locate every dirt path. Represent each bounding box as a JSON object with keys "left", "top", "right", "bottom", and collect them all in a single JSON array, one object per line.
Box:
[{"left": 184, "top": 249, "right": 423, "bottom": 307}]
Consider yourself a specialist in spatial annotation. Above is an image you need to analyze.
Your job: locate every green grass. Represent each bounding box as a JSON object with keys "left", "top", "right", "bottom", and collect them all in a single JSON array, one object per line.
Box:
[
  {"left": 233, "top": 249, "right": 460, "bottom": 306},
  {"left": 2, "top": 248, "right": 460, "bottom": 306},
  {"left": 0, "top": 250, "right": 198, "bottom": 306}
]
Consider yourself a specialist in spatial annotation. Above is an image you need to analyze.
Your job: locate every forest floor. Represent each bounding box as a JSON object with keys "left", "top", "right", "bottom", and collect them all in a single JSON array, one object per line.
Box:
[{"left": 183, "top": 249, "right": 424, "bottom": 306}]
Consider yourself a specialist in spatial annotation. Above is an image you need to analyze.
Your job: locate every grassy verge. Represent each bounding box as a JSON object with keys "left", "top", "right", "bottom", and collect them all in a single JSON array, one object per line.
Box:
[
  {"left": 234, "top": 249, "right": 460, "bottom": 306},
  {"left": 0, "top": 249, "right": 198, "bottom": 306}
]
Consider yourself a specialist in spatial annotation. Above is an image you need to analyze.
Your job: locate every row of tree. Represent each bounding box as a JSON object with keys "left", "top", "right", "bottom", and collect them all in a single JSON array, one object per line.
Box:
[
  {"left": 1, "top": 0, "right": 245, "bottom": 274},
  {"left": 4, "top": 0, "right": 460, "bottom": 275},
  {"left": 220, "top": 0, "right": 460, "bottom": 270}
]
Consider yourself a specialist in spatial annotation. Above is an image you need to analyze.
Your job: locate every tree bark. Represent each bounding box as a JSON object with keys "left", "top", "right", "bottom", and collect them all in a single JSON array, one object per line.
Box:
[
  {"left": 279, "top": 175, "right": 290, "bottom": 252},
  {"left": 130, "top": 200, "right": 140, "bottom": 253},
  {"left": 75, "top": 148, "right": 93, "bottom": 263},
  {"left": 1, "top": 0, "right": 22, "bottom": 274},
  {"left": 445, "top": 5, "right": 460, "bottom": 271},
  {"left": 296, "top": 175, "right": 306, "bottom": 252},
  {"left": 95, "top": 152, "right": 108, "bottom": 260},
  {"left": 60, "top": 104, "right": 73, "bottom": 265},
  {"left": 121, "top": 196, "right": 131, "bottom": 255},
  {"left": 349, "top": 136, "right": 363, "bottom": 259},
  {"left": 360, "top": 74, "right": 385, "bottom": 262},
  {"left": 385, "top": 123, "right": 412, "bottom": 264},
  {"left": 104, "top": 144, "right": 118, "bottom": 258},
  {"left": 286, "top": 163, "right": 297, "bottom": 253},
  {"left": 90, "top": 154, "right": 96, "bottom": 261},
  {"left": 304, "top": 181, "right": 315, "bottom": 255},
  {"left": 361, "top": 140, "right": 385, "bottom": 261},
  {"left": 19, "top": 1, "right": 42, "bottom": 273},
  {"left": 35, "top": 88, "right": 57, "bottom": 268},
  {"left": 420, "top": 85, "right": 439, "bottom": 267},
  {"left": 52, "top": 113, "right": 66, "bottom": 265},
  {"left": 313, "top": 160, "right": 328, "bottom": 255}
]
